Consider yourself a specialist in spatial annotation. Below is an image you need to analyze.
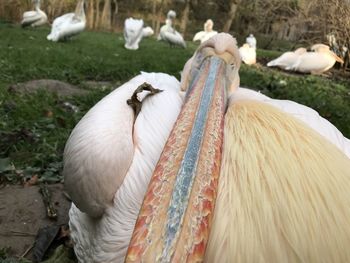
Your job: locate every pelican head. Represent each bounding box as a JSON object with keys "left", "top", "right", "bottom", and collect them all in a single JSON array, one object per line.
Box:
[
  {"left": 311, "top": 43, "right": 344, "bottom": 64},
  {"left": 181, "top": 33, "right": 241, "bottom": 94},
  {"left": 204, "top": 19, "right": 214, "bottom": 32},
  {"left": 311, "top": 43, "right": 330, "bottom": 52},
  {"left": 167, "top": 10, "right": 176, "bottom": 20},
  {"left": 33, "top": 0, "right": 40, "bottom": 8}
]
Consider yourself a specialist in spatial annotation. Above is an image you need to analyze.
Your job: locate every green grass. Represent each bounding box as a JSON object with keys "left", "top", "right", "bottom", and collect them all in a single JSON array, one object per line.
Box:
[
  {"left": 0, "top": 23, "right": 197, "bottom": 84},
  {"left": 0, "top": 22, "right": 349, "bottom": 184}
]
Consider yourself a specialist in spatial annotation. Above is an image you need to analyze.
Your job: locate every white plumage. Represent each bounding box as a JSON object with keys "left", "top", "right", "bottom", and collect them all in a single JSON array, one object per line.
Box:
[
  {"left": 246, "top": 33, "right": 257, "bottom": 49},
  {"left": 21, "top": 0, "right": 47, "bottom": 28},
  {"left": 268, "top": 44, "right": 343, "bottom": 74},
  {"left": 142, "top": 26, "right": 154, "bottom": 38},
  {"left": 193, "top": 19, "right": 218, "bottom": 44},
  {"left": 287, "top": 44, "right": 344, "bottom": 74},
  {"left": 65, "top": 72, "right": 184, "bottom": 262},
  {"left": 65, "top": 69, "right": 350, "bottom": 262},
  {"left": 158, "top": 11, "right": 186, "bottom": 48},
  {"left": 123, "top": 18, "right": 144, "bottom": 50},
  {"left": 267, "top": 47, "right": 307, "bottom": 69},
  {"left": 239, "top": 43, "right": 256, "bottom": 65},
  {"left": 47, "top": 0, "right": 86, "bottom": 42}
]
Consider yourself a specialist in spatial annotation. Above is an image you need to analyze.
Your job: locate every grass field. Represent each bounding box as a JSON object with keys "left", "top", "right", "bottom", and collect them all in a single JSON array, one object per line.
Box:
[{"left": 0, "top": 22, "right": 349, "bottom": 184}]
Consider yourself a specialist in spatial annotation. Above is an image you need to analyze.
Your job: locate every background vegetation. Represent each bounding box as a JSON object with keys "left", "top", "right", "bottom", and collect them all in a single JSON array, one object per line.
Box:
[{"left": 1, "top": 0, "right": 349, "bottom": 66}]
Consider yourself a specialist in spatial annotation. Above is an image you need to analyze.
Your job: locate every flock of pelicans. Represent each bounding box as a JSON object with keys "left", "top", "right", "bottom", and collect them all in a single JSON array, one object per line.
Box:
[
  {"left": 21, "top": 0, "right": 350, "bottom": 263},
  {"left": 22, "top": 0, "right": 344, "bottom": 75}
]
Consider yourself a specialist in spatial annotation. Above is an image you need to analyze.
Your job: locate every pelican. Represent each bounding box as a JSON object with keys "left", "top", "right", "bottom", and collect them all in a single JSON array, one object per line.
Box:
[
  {"left": 193, "top": 19, "right": 218, "bottom": 44},
  {"left": 246, "top": 33, "right": 257, "bottom": 49},
  {"left": 123, "top": 18, "right": 144, "bottom": 50},
  {"left": 239, "top": 43, "right": 256, "bottom": 65},
  {"left": 65, "top": 34, "right": 350, "bottom": 262},
  {"left": 47, "top": 0, "right": 86, "bottom": 42},
  {"left": 142, "top": 26, "right": 154, "bottom": 38},
  {"left": 124, "top": 20, "right": 153, "bottom": 50},
  {"left": 21, "top": 0, "right": 48, "bottom": 28},
  {"left": 158, "top": 10, "right": 186, "bottom": 48},
  {"left": 287, "top": 43, "right": 344, "bottom": 74},
  {"left": 267, "top": 47, "right": 307, "bottom": 69}
]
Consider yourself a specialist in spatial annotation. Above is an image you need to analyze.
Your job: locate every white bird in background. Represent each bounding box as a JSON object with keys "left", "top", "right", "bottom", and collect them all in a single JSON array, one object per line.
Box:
[
  {"left": 267, "top": 47, "right": 307, "bottom": 69},
  {"left": 142, "top": 26, "right": 154, "bottom": 38},
  {"left": 65, "top": 34, "right": 350, "bottom": 263},
  {"left": 21, "top": 0, "right": 48, "bottom": 28},
  {"left": 287, "top": 43, "right": 344, "bottom": 74},
  {"left": 47, "top": 0, "right": 86, "bottom": 42},
  {"left": 193, "top": 19, "right": 218, "bottom": 44},
  {"left": 159, "top": 10, "right": 186, "bottom": 48},
  {"left": 123, "top": 18, "right": 145, "bottom": 50},
  {"left": 239, "top": 43, "right": 256, "bottom": 65},
  {"left": 246, "top": 33, "right": 257, "bottom": 49}
]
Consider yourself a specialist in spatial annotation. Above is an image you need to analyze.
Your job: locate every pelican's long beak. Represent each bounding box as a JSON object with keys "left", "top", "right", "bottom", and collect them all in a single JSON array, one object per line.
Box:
[
  {"left": 126, "top": 33, "right": 240, "bottom": 262},
  {"left": 332, "top": 52, "right": 344, "bottom": 64}
]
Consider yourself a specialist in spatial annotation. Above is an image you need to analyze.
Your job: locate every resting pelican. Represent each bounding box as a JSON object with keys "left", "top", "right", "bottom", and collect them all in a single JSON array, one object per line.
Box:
[
  {"left": 267, "top": 47, "right": 307, "bottom": 69},
  {"left": 193, "top": 19, "right": 218, "bottom": 44},
  {"left": 239, "top": 43, "right": 256, "bottom": 65},
  {"left": 158, "top": 10, "right": 186, "bottom": 48},
  {"left": 21, "top": 0, "right": 48, "bottom": 28},
  {"left": 142, "top": 26, "right": 154, "bottom": 38},
  {"left": 287, "top": 43, "right": 344, "bottom": 74},
  {"left": 246, "top": 33, "right": 257, "bottom": 49},
  {"left": 65, "top": 34, "right": 350, "bottom": 262},
  {"left": 47, "top": 0, "right": 86, "bottom": 42}
]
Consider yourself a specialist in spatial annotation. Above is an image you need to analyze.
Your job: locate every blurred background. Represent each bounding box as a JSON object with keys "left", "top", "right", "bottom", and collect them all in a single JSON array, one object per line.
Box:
[{"left": 1, "top": 0, "right": 349, "bottom": 58}]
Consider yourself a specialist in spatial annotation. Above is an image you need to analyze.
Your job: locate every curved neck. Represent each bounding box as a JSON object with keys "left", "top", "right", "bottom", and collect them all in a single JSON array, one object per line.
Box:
[
  {"left": 34, "top": 1, "right": 40, "bottom": 10},
  {"left": 74, "top": 0, "right": 85, "bottom": 19}
]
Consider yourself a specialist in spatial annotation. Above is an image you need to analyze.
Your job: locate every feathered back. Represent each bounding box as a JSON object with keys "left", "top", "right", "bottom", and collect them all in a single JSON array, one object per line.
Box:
[
  {"left": 64, "top": 72, "right": 182, "bottom": 219},
  {"left": 205, "top": 100, "right": 350, "bottom": 262},
  {"left": 142, "top": 26, "right": 154, "bottom": 37},
  {"left": 311, "top": 43, "right": 330, "bottom": 52},
  {"left": 67, "top": 72, "right": 184, "bottom": 262},
  {"left": 294, "top": 47, "right": 307, "bottom": 55},
  {"left": 124, "top": 18, "right": 144, "bottom": 32}
]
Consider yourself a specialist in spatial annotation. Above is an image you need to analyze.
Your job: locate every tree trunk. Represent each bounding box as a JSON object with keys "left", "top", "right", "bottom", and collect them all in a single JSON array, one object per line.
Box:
[
  {"left": 180, "top": 0, "right": 191, "bottom": 37},
  {"left": 155, "top": 0, "right": 165, "bottom": 36},
  {"left": 100, "top": 0, "right": 112, "bottom": 30},
  {"left": 112, "top": 0, "right": 118, "bottom": 31},
  {"left": 95, "top": 0, "right": 101, "bottom": 29},
  {"left": 88, "top": 0, "right": 95, "bottom": 29},
  {"left": 152, "top": 0, "right": 157, "bottom": 30},
  {"left": 222, "top": 0, "right": 240, "bottom": 32}
]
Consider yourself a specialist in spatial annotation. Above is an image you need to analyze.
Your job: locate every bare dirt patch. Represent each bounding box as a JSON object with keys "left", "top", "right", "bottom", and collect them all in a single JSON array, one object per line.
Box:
[
  {"left": 0, "top": 184, "right": 70, "bottom": 260},
  {"left": 8, "top": 80, "right": 88, "bottom": 97}
]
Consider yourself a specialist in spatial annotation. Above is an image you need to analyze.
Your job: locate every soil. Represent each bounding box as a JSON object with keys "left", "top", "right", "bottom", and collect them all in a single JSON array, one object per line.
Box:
[
  {"left": 8, "top": 79, "right": 89, "bottom": 97},
  {"left": 0, "top": 183, "right": 71, "bottom": 260}
]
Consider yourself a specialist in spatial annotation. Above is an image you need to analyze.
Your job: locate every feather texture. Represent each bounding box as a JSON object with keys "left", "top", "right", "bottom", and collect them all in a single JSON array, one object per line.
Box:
[
  {"left": 67, "top": 72, "right": 184, "bottom": 262},
  {"left": 205, "top": 100, "right": 350, "bottom": 262}
]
